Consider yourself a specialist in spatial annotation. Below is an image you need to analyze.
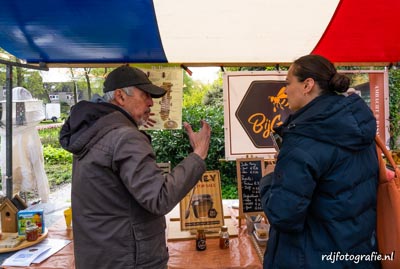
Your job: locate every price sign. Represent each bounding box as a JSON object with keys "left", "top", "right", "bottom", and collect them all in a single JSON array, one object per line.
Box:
[{"left": 236, "top": 158, "right": 265, "bottom": 216}]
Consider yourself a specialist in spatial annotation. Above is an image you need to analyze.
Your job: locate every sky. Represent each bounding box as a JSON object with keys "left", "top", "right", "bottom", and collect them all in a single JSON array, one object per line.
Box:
[
  {"left": 189, "top": 67, "right": 220, "bottom": 83},
  {"left": 40, "top": 69, "right": 72, "bottom": 83},
  {"left": 41, "top": 66, "right": 221, "bottom": 84}
]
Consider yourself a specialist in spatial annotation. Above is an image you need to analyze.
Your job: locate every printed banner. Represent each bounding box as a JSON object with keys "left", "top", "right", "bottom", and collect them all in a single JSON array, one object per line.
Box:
[
  {"left": 180, "top": 171, "right": 224, "bottom": 231},
  {"left": 132, "top": 65, "right": 183, "bottom": 130}
]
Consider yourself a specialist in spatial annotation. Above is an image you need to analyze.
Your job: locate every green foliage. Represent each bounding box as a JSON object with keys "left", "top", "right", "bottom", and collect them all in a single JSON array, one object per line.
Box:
[
  {"left": 0, "top": 67, "right": 47, "bottom": 100},
  {"left": 45, "top": 163, "right": 72, "bottom": 187},
  {"left": 183, "top": 72, "right": 211, "bottom": 107},
  {"left": 221, "top": 184, "right": 238, "bottom": 199},
  {"left": 60, "top": 102, "right": 70, "bottom": 119},
  {"left": 148, "top": 105, "right": 238, "bottom": 198},
  {"left": 183, "top": 85, "right": 209, "bottom": 107},
  {"left": 38, "top": 127, "right": 62, "bottom": 148},
  {"left": 42, "top": 143, "right": 73, "bottom": 188},
  {"left": 43, "top": 145, "right": 72, "bottom": 165},
  {"left": 0, "top": 49, "right": 47, "bottom": 99},
  {"left": 203, "top": 80, "right": 223, "bottom": 106},
  {"left": 20, "top": 71, "right": 45, "bottom": 99},
  {"left": 389, "top": 69, "right": 400, "bottom": 149}
]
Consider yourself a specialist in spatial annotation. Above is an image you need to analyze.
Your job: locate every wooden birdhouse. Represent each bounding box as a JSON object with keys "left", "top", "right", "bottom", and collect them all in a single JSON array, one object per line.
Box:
[{"left": 0, "top": 198, "right": 19, "bottom": 233}]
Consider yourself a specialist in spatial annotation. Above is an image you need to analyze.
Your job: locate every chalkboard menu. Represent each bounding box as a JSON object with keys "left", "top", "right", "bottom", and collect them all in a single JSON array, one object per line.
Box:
[{"left": 236, "top": 158, "right": 265, "bottom": 216}]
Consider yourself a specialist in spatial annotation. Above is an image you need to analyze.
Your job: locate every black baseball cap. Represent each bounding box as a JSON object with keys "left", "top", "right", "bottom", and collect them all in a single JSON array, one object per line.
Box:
[{"left": 103, "top": 65, "right": 166, "bottom": 98}]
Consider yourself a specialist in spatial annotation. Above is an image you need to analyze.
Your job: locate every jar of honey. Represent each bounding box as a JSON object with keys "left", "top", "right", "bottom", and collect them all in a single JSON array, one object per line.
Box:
[
  {"left": 219, "top": 226, "right": 230, "bottom": 249},
  {"left": 196, "top": 229, "right": 206, "bottom": 251},
  {"left": 25, "top": 224, "right": 39, "bottom": 242}
]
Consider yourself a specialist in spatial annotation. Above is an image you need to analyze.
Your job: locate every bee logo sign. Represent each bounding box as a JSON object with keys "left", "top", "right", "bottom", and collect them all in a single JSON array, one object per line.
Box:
[{"left": 235, "top": 80, "right": 291, "bottom": 148}]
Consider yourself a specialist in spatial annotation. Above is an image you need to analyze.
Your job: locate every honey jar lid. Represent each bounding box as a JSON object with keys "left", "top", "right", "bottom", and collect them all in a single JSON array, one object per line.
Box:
[{"left": 26, "top": 224, "right": 38, "bottom": 232}]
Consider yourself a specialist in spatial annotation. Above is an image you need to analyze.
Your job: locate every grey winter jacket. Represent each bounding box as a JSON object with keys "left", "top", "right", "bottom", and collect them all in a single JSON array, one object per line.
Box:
[{"left": 60, "top": 101, "right": 206, "bottom": 269}]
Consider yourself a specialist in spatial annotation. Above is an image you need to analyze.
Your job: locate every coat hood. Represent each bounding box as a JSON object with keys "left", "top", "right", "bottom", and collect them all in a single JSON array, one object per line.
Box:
[
  {"left": 59, "top": 100, "right": 137, "bottom": 155},
  {"left": 277, "top": 93, "right": 376, "bottom": 151}
]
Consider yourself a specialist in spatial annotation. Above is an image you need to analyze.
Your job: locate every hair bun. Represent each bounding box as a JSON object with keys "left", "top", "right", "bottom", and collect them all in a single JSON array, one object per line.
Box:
[{"left": 328, "top": 73, "right": 350, "bottom": 93}]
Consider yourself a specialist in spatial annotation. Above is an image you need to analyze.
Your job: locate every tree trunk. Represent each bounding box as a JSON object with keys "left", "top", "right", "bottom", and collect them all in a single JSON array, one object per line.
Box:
[{"left": 84, "top": 68, "right": 92, "bottom": 100}]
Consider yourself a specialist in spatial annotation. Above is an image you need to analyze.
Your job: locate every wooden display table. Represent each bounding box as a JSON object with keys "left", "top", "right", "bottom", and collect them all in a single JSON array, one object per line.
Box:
[
  {"left": 0, "top": 201, "right": 263, "bottom": 269},
  {"left": 167, "top": 204, "right": 263, "bottom": 269},
  {"left": 0, "top": 229, "right": 48, "bottom": 253},
  {"left": 1, "top": 221, "right": 74, "bottom": 269}
]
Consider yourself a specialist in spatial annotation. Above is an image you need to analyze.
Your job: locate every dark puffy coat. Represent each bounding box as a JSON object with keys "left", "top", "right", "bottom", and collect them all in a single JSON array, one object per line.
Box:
[
  {"left": 60, "top": 101, "right": 206, "bottom": 269},
  {"left": 260, "top": 93, "right": 380, "bottom": 269}
]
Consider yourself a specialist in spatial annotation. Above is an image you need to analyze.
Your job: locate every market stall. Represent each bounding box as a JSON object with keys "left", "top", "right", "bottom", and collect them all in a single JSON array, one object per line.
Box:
[
  {"left": 1, "top": 1, "right": 400, "bottom": 268},
  {"left": 0, "top": 204, "right": 266, "bottom": 269}
]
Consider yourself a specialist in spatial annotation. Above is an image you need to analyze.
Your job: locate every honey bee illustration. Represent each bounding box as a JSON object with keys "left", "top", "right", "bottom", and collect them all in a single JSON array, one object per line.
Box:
[
  {"left": 159, "top": 82, "right": 178, "bottom": 129},
  {"left": 159, "top": 82, "right": 173, "bottom": 121},
  {"left": 268, "top": 86, "right": 289, "bottom": 112}
]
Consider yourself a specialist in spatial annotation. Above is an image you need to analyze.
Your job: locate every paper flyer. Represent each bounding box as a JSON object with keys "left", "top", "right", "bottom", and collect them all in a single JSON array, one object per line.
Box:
[
  {"left": 32, "top": 238, "right": 72, "bottom": 263},
  {"left": 1, "top": 238, "right": 72, "bottom": 266},
  {"left": 2, "top": 245, "right": 51, "bottom": 267}
]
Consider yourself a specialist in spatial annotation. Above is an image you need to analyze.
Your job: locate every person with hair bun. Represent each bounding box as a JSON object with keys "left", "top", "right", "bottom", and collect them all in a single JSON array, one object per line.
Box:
[{"left": 260, "top": 55, "right": 379, "bottom": 268}]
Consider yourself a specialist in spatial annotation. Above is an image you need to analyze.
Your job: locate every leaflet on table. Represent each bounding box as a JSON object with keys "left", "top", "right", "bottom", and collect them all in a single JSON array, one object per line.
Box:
[
  {"left": 32, "top": 238, "right": 72, "bottom": 263},
  {"left": 2, "top": 245, "right": 51, "bottom": 267},
  {"left": 1, "top": 239, "right": 72, "bottom": 266}
]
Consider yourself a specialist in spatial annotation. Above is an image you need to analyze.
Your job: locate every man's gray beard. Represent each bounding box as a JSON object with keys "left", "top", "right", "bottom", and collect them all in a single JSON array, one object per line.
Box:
[{"left": 137, "top": 117, "right": 147, "bottom": 127}]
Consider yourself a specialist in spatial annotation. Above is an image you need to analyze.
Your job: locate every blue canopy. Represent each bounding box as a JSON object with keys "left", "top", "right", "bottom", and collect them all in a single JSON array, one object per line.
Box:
[{"left": 1, "top": 0, "right": 166, "bottom": 64}]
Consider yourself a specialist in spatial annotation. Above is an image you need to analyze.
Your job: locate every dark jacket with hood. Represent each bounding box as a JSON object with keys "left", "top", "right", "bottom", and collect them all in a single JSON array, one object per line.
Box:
[
  {"left": 260, "top": 93, "right": 379, "bottom": 269},
  {"left": 60, "top": 101, "right": 206, "bottom": 269}
]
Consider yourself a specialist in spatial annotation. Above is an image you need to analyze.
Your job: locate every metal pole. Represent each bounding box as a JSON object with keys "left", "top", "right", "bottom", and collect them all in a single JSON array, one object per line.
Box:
[
  {"left": 5, "top": 64, "right": 13, "bottom": 199},
  {"left": 0, "top": 59, "right": 48, "bottom": 71}
]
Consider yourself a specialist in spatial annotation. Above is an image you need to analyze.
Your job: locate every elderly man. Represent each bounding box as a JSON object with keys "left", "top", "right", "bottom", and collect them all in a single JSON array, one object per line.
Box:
[{"left": 60, "top": 65, "right": 211, "bottom": 269}]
